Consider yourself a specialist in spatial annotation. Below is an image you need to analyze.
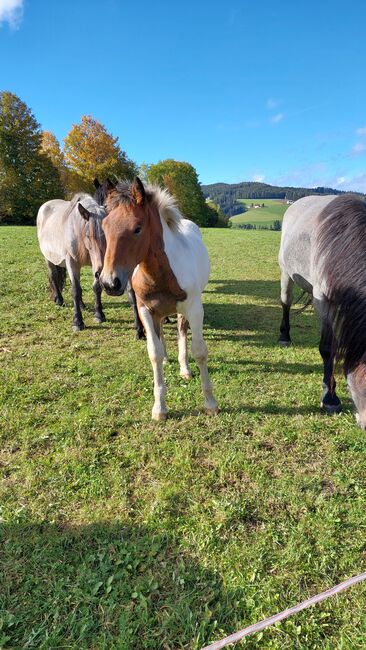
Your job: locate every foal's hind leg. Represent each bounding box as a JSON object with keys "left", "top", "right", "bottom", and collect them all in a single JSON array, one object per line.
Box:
[
  {"left": 47, "top": 261, "right": 64, "bottom": 306},
  {"left": 177, "top": 314, "right": 192, "bottom": 380},
  {"left": 278, "top": 270, "right": 294, "bottom": 346},
  {"left": 314, "top": 298, "right": 342, "bottom": 414},
  {"left": 186, "top": 300, "right": 218, "bottom": 415}
]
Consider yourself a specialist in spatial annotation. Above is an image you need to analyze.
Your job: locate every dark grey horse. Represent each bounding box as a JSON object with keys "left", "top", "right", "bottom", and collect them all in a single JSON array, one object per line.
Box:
[{"left": 279, "top": 194, "right": 366, "bottom": 429}]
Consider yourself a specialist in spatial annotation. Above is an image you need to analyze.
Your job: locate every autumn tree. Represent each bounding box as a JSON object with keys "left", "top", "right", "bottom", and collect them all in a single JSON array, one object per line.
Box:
[
  {"left": 146, "top": 159, "right": 218, "bottom": 227},
  {"left": 63, "top": 116, "right": 137, "bottom": 193},
  {"left": 0, "top": 92, "right": 63, "bottom": 223},
  {"left": 41, "top": 130, "right": 80, "bottom": 197}
]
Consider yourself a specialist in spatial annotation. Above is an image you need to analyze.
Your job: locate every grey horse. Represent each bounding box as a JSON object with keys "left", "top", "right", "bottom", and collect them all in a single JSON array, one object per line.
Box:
[
  {"left": 37, "top": 194, "right": 106, "bottom": 331},
  {"left": 279, "top": 194, "right": 366, "bottom": 429}
]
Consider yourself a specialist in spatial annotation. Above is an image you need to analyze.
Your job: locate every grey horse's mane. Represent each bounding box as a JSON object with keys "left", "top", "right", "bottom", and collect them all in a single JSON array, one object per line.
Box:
[
  {"left": 107, "top": 180, "right": 184, "bottom": 231},
  {"left": 316, "top": 194, "right": 366, "bottom": 373},
  {"left": 63, "top": 193, "right": 105, "bottom": 240}
]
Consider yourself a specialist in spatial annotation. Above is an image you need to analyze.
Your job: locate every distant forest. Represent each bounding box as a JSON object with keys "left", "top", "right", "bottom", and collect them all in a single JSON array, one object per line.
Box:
[{"left": 201, "top": 181, "right": 365, "bottom": 216}]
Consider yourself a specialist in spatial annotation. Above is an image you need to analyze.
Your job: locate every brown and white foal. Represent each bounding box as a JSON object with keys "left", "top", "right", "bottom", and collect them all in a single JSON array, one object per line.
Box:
[{"left": 100, "top": 178, "right": 218, "bottom": 420}]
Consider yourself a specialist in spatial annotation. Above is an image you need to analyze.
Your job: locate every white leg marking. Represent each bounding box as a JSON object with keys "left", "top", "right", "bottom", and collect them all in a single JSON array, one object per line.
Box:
[
  {"left": 186, "top": 301, "right": 218, "bottom": 414},
  {"left": 177, "top": 314, "right": 192, "bottom": 380},
  {"left": 139, "top": 306, "right": 167, "bottom": 420}
]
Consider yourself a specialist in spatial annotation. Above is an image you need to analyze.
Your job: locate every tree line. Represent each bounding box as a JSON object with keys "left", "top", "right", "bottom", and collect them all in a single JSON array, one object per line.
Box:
[
  {"left": 201, "top": 181, "right": 366, "bottom": 217},
  {"left": 0, "top": 91, "right": 230, "bottom": 228}
]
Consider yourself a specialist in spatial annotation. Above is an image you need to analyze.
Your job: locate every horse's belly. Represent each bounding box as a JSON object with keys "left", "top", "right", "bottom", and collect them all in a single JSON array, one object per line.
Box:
[{"left": 39, "top": 241, "right": 66, "bottom": 267}]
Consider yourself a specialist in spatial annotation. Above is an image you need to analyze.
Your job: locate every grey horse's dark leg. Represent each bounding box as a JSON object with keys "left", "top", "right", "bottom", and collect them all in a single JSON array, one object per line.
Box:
[
  {"left": 93, "top": 278, "right": 106, "bottom": 323},
  {"left": 319, "top": 318, "right": 342, "bottom": 414},
  {"left": 66, "top": 258, "right": 85, "bottom": 331},
  {"left": 127, "top": 284, "right": 145, "bottom": 339},
  {"left": 47, "top": 261, "right": 64, "bottom": 306},
  {"left": 278, "top": 270, "right": 293, "bottom": 346}
]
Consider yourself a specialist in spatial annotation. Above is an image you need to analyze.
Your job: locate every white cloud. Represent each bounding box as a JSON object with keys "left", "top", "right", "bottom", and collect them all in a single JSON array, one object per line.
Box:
[
  {"left": 350, "top": 142, "right": 366, "bottom": 156},
  {"left": 253, "top": 174, "right": 265, "bottom": 182},
  {"left": 336, "top": 176, "right": 347, "bottom": 186},
  {"left": 266, "top": 98, "right": 280, "bottom": 110},
  {"left": 270, "top": 112, "right": 284, "bottom": 124},
  {"left": 356, "top": 126, "right": 366, "bottom": 136},
  {"left": 337, "top": 173, "right": 366, "bottom": 193},
  {"left": 0, "top": 0, "right": 23, "bottom": 28}
]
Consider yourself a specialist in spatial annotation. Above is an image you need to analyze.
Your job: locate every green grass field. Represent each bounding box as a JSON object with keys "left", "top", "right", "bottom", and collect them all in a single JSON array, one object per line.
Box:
[
  {"left": 1, "top": 226, "right": 366, "bottom": 649},
  {"left": 230, "top": 199, "right": 288, "bottom": 228}
]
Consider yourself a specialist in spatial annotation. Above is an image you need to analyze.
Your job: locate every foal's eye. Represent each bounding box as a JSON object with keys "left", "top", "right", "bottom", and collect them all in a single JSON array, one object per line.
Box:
[{"left": 134, "top": 226, "right": 142, "bottom": 235}]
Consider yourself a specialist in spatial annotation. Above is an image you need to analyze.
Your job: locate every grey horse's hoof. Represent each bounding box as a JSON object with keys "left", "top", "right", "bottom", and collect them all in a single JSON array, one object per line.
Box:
[
  {"left": 72, "top": 323, "right": 85, "bottom": 332},
  {"left": 321, "top": 401, "right": 342, "bottom": 415},
  {"left": 94, "top": 313, "right": 106, "bottom": 323},
  {"left": 279, "top": 339, "right": 292, "bottom": 347}
]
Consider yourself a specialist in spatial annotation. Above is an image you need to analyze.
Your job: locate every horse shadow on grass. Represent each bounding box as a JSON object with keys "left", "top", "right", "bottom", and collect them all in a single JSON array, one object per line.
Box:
[
  {"left": 206, "top": 278, "right": 281, "bottom": 300},
  {"left": 203, "top": 300, "right": 317, "bottom": 348},
  {"left": 0, "top": 520, "right": 247, "bottom": 650}
]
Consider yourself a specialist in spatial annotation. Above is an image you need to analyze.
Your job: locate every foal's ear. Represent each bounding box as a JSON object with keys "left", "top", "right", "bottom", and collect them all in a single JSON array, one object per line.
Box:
[
  {"left": 78, "top": 203, "right": 91, "bottom": 221},
  {"left": 93, "top": 178, "right": 101, "bottom": 189},
  {"left": 131, "top": 177, "right": 145, "bottom": 206}
]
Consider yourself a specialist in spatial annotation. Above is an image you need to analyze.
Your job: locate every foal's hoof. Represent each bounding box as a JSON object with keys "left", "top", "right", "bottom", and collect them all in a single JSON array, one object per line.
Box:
[
  {"left": 180, "top": 371, "right": 192, "bottom": 381},
  {"left": 279, "top": 338, "right": 292, "bottom": 347},
  {"left": 152, "top": 411, "right": 167, "bottom": 421},
  {"left": 321, "top": 401, "right": 342, "bottom": 415},
  {"left": 94, "top": 312, "right": 106, "bottom": 323},
  {"left": 205, "top": 406, "right": 219, "bottom": 416},
  {"left": 72, "top": 323, "right": 85, "bottom": 332}
]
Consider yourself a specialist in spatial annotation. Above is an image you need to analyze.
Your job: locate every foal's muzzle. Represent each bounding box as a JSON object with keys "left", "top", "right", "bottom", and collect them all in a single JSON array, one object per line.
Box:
[{"left": 100, "top": 270, "right": 129, "bottom": 296}]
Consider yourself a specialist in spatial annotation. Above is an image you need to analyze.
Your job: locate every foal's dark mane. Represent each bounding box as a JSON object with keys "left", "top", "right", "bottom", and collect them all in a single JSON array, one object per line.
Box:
[{"left": 316, "top": 195, "right": 366, "bottom": 373}]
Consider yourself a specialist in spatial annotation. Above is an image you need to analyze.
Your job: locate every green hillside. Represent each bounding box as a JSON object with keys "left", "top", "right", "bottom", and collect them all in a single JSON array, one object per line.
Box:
[{"left": 230, "top": 198, "right": 288, "bottom": 227}]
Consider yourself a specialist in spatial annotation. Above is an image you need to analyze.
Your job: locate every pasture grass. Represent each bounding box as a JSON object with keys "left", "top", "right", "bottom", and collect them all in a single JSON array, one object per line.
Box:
[
  {"left": 231, "top": 199, "right": 288, "bottom": 227},
  {"left": 1, "top": 226, "right": 366, "bottom": 649}
]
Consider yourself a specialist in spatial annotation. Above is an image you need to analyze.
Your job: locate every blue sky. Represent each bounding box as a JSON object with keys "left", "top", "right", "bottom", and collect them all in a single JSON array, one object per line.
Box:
[{"left": 2, "top": 0, "right": 366, "bottom": 191}]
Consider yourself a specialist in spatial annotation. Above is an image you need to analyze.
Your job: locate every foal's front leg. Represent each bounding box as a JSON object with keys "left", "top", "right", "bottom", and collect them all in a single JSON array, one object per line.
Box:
[
  {"left": 66, "top": 257, "right": 85, "bottom": 331},
  {"left": 139, "top": 305, "right": 167, "bottom": 420}
]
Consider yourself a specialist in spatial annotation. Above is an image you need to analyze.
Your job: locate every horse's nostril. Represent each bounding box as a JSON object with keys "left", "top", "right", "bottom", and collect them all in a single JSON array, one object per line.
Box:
[
  {"left": 113, "top": 277, "right": 122, "bottom": 291},
  {"left": 95, "top": 271, "right": 100, "bottom": 279}
]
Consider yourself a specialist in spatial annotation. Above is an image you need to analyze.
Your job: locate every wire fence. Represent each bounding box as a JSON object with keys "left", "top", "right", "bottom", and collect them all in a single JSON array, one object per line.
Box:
[{"left": 201, "top": 571, "right": 366, "bottom": 650}]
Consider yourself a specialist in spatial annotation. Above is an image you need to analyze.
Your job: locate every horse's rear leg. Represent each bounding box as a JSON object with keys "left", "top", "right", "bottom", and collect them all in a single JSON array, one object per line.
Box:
[
  {"left": 278, "top": 270, "right": 294, "bottom": 346},
  {"left": 127, "top": 285, "right": 145, "bottom": 339},
  {"left": 177, "top": 314, "right": 192, "bottom": 380},
  {"left": 66, "top": 258, "right": 85, "bottom": 331},
  {"left": 47, "top": 261, "right": 64, "bottom": 306},
  {"left": 186, "top": 300, "right": 218, "bottom": 415}
]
